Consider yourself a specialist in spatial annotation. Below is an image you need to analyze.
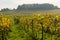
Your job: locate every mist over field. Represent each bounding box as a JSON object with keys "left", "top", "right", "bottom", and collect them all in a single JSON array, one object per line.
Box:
[{"left": 0, "top": 3, "right": 60, "bottom": 15}]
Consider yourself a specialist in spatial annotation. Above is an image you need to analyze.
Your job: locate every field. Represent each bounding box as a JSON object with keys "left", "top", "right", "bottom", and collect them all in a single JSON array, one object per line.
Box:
[{"left": 0, "top": 11, "right": 60, "bottom": 40}]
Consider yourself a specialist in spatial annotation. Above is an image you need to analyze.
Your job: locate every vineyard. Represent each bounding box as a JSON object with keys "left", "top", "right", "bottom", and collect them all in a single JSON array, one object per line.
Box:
[{"left": 0, "top": 13, "right": 60, "bottom": 40}]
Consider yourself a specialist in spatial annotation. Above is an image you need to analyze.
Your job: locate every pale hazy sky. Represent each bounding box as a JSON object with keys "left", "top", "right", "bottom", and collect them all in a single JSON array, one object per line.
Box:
[{"left": 0, "top": 0, "right": 60, "bottom": 10}]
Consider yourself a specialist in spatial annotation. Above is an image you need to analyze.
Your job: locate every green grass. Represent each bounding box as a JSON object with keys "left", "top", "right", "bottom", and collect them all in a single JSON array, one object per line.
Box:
[{"left": 8, "top": 24, "right": 59, "bottom": 40}]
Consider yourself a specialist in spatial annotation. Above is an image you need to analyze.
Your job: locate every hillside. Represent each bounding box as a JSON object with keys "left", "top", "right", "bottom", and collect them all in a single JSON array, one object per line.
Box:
[{"left": 0, "top": 3, "right": 59, "bottom": 12}]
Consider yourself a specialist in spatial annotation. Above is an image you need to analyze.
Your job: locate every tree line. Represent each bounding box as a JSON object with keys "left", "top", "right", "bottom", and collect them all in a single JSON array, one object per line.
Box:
[{"left": 0, "top": 3, "right": 58, "bottom": 12}]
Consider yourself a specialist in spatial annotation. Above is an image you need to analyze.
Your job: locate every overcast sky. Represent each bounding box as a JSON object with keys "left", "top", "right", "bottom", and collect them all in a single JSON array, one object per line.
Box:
[{"left": 0, "top": 0, "right": 60, "bottom": 10}]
